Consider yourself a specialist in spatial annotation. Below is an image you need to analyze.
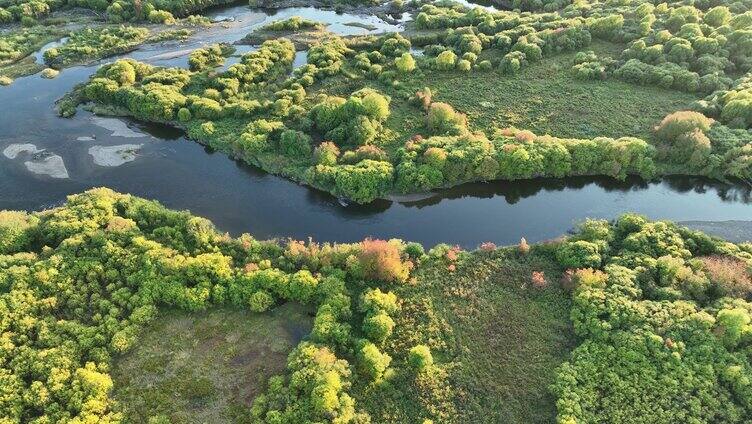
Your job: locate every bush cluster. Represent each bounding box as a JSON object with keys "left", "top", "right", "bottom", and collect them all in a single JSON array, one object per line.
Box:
[
  {"left": 412, "top": 2, "right": 751, "bottom": 89},
  {"left": 43, "top": 26, "right": 149, "bottom": 68},
  {"left": 305, "top": 36, "right": 351, "bottom": 80},
  {"left": 571, "top": 50, "right": 615, "bottom": 80},
  {"left": 697, "top": 72, "right": 752, "bottom": 129},
  {"left": 0, "top": 0, "right": 52, "bottom": 22},
  {"left": 187, "top": 43, "right": 234, "bottom": 71},
  {"left": 394, "top": 114, "right": 657, "bottom": 193},
  {"left": 309, "top": 88, "right": 391, "bottom": 147},
  {"left": 0, "top": 0, "right": 220, "bottom": 24},
  {"left": 69, "top": 7, "right": 752, "bottom": 204},
  {"left": 347, "top": 34, "right": 412, "bottom": 84},
  {"left": 78, "top": 37, "right": 405, "bottom": 204},
  {"left": 0, "top": 26, "right": 61, "bottom": 66},
  {"left": 261, "top": 16, "right": 323, "bottom": 31},
  {"left": 0, "top": 188, "right": 420, "bottom": 423},
  {"left": 307, "top": 159, "right": 395, "bottom": 203},
  {"left": 552, "top": 214, "right": 752, "bottom": 423},
  {"left": 83, "top": 38, "right": 295, "bottom": 125},
  {"left": 654, "top": 110, "right": 713, "bottom": 170}
]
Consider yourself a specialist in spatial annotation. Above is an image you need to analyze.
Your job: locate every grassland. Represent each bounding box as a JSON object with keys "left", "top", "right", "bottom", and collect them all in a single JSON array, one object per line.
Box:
[
  {"left": 401, "top": 44, "right": 697, "bottom": 140},
  {"left": 112, "top": 303, "right": 313, "bottom": 423},
  {"left": 354, "top": 246, "right": 574, "bottom": 423},
  {"left": 108, "top": 241, "right": 574, "bottom": 424},
  {"left": 312, "top": 40, "right": 697, "bottom": 143}
]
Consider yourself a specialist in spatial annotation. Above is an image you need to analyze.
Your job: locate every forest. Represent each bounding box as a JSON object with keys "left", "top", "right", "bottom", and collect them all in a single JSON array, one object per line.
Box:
[{"left": 1, "top": 188, "right": 751, "bottom": 423}]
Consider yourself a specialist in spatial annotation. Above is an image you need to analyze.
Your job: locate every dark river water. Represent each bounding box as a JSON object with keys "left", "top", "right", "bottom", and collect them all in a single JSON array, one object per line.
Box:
[{"left": 1, "top": 4, "right": 751, "bottom": 248}]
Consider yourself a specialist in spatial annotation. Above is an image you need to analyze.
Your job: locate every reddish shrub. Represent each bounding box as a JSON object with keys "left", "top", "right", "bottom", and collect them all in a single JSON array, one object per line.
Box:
[
  {"left": 701, "top": 255, "right": 752, "bottom": 299},
  {"left": 515, "top": 130, "right": 536, "bottom": 143},
  {"left": 531, "top": 271, "right": 547, "bottom": 288},
  {"left": 446, "top": 246, "right": 460, "bottom": 261},
  {"left": 353, "top": 145, "right": 388, "bottom": 162},
  {"left": 497, "top": 127, "right": 516, "bottom": 137},
  {"left": 479, "top": 242, "right": 497, "bottom": 252},
  {"left": 654, "top": 110, "right": 712, "bottom": 141},
  {"left": 414, "top": 87, "right": 432, "bottom": 111},
  {"left": 358, "top": 239, "right": 410, "bottom": 283}
]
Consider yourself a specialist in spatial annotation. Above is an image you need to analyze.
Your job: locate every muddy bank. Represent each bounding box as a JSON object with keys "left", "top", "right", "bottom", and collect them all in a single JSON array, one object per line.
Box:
[
  {"left": 3, "top": 143, "right": 42, "bottom": 159},
  {"left": 25, "top": 154, "right": 69, "bottom": 179},
  {"left": 89, "top": 144, "right": 143, "bottom": 167}
]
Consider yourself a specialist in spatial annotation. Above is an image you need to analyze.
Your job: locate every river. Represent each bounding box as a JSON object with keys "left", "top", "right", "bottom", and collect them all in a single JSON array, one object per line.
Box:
[{"left": 1, "top": 3, "right": 751, "bottom": 248}]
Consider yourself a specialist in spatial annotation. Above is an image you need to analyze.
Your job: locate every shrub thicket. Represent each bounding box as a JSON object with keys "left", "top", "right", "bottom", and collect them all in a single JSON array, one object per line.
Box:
[
  {"left": 3, "top": 190, "right": 752, "bottom": 423},
  {"left": 44, "top": 26, "right": 149, "bottom": 68},
  {"left": 0, "top": 188, "right": 421, "bottom": 423},
  {"left": 261, "top": 16, "right": 323, "bottom": 31},
  {"left": 552, "top": 215, "right": 752, "bottom": 423}
]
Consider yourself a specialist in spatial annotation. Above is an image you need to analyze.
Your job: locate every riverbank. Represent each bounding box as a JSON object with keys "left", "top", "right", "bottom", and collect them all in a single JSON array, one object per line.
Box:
[{"left": 69, "top": 101, "right": 752, "bottom": 207}]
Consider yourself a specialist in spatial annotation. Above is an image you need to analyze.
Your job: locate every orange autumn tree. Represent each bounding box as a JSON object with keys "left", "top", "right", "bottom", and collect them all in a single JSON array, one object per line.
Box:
[{"left": 357, "top": 239, "right": 411, "bottom": 283}]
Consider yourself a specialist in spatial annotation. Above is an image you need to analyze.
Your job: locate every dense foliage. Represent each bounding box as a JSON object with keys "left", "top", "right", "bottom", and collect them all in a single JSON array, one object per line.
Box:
[
  {"left": 0, "top": 188, "right": 428, "bottom": 423},
  {"left": 0, "top": 0, "right": 386, "bottom": 25},
  {"left": 0, "top": 26, "right": 63, "bottom": 67},
  {"left": 552, "top": 214, "right": 752, "bottom": 423},
  {"left": 261, "top": 16, "right": 323, "bottom": 32},
  {"left": 413, "top": 1, "right": 747, "bottom": 94},
  {"left": 5, "top": 0, "right": 750, "bottom": 422},
  {"left": 2, "top": 190, "right": 751, "bottom": 423},
  {"left": 0, "top": 0, "right": 226, "bottom": 23},
  {"left": 43, "top": 26, "right": 149, "bottom": 68}
]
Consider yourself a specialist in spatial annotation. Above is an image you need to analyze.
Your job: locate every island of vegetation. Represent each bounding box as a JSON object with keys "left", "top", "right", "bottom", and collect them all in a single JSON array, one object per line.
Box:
[
  {"left": 0, "top": 18, "right": 206, "bottom": 83},
  {"left": 52, "top": 0, "right": 752, "bottom": 203},
  {"left": 0, "top": 0, "right": 403, "bottom": 83},
  {"left": 1, "top": 188, "right": 751, "bottom": 423}
]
